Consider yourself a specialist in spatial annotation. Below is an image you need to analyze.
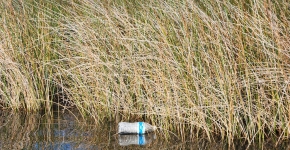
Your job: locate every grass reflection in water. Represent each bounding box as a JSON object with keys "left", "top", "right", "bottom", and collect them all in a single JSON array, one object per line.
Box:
[{"left": 0, "top": 109, "right": 290, "bottom": 150}]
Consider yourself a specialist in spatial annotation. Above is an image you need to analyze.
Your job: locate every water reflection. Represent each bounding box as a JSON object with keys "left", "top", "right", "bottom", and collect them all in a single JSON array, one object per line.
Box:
[
  {"left": 118, "top": 133, "right": 156, "bottom": 146},
  {"left": 0, "top": 109, "right": 290, "bottom": 150},
  {"left": 0, "top": 110, "right": 101, "bottom": 150}
]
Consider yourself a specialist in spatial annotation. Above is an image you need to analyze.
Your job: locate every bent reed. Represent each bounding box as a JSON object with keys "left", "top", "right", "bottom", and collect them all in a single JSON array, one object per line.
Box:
[{"left": 1, "top": 0, "right": 290, "bottom": 144}]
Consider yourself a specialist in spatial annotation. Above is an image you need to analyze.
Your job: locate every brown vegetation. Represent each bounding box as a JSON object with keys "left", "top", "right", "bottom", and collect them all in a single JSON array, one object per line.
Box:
[{"left": 0, "top": 0, "right": 289, "bottom": 144}]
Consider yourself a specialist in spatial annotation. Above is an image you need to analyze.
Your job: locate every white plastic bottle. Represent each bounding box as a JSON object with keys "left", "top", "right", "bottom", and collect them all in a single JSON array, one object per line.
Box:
[{"left": 118, "top": 122, "right": 157, "bottom": 134}]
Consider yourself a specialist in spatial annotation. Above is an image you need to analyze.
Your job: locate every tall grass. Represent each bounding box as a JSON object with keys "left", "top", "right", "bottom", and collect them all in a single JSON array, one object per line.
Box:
[{"left": 0, "top": 0, "right": 290, "bottom": 144}]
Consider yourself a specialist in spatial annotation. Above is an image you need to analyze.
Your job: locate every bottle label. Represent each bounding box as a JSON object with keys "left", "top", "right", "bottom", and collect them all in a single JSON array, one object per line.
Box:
[{"left": 138, "top": 122, "right": 145, "bottom": 134}]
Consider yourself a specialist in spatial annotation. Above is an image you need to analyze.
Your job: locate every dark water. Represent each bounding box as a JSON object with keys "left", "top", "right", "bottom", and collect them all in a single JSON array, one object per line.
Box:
[{"left": 0, "top": 109, "right": 289, "bottom": 150}]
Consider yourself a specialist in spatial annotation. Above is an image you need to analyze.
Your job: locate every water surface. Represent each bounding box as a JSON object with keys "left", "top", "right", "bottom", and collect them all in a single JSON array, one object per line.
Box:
[{"left": 0, "top": 109, "right": 289, "bottom": 150}]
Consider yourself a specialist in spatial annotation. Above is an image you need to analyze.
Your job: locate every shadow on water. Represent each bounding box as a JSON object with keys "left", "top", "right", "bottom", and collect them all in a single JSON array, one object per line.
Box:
[{"left": 0, "top": 109, "right": 290, "bottom": 150}]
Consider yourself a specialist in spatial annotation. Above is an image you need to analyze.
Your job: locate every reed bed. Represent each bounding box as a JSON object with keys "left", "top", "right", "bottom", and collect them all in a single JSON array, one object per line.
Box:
[{"left": 0, "top": 0, "right": 289, "bottom": 144}]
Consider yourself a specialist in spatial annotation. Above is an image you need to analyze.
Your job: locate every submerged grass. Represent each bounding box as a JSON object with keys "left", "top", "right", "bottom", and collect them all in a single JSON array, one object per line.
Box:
[{"left": 0, "top": 0, "right": 290, "bottom": 145}]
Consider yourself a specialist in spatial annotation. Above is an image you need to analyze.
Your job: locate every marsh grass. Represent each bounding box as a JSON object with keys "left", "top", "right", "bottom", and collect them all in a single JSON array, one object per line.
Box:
[{"left": 0, "top": 0, "right": 290, "bottom": 145}]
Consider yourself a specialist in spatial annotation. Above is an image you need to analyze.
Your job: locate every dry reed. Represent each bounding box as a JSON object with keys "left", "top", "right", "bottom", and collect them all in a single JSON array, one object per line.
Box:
[{"left": 0, "top": 0, "right": 289, "bottom": 144}]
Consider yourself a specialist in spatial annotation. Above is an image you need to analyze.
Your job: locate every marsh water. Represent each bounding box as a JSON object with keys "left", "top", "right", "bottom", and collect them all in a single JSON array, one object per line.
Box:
[{"left": 0, "top": 109, "right": 289, "bottom": 150}]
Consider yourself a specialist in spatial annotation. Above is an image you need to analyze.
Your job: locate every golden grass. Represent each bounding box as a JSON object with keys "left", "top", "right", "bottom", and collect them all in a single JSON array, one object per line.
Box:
[{"left": 0, "top": 0, "right": 290, "bottom": 144}]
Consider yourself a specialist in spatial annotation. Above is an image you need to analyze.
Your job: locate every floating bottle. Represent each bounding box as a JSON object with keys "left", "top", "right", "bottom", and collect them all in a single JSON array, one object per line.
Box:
[{"left": 118, "top": 122, "right": 157, "bottom": 134}]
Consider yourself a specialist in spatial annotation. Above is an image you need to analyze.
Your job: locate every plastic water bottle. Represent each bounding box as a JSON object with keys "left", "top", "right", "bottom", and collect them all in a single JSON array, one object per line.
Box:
[{"left": 118, "top": 122, "right": 157, "bottom": 134}]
